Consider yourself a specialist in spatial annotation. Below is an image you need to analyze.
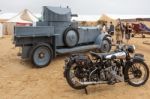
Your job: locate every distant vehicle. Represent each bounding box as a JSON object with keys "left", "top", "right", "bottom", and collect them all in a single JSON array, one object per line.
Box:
[
  {"left": 132, "top": 23, "right": 150, "bottom": 38},
  {"left": 13, "top": 6, "right": 112, "bottom": 68}
]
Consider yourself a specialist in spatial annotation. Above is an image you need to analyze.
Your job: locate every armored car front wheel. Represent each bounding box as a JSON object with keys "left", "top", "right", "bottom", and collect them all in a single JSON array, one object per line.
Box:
[
  {"left": 99, "top": 38, "right": 111, "bottom": 53},
  {"left": 31, "top": 45, "right": 53, "bottom": 68}
]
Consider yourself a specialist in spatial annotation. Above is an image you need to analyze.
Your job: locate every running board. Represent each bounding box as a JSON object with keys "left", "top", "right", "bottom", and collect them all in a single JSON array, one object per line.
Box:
[{"left": 56, "top": 44, "right": 99, "bottom": 54}]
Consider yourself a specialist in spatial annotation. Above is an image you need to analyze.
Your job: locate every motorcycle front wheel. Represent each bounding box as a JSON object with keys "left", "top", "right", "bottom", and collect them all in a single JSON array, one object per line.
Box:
[
  {"left": 65, "top": 63, "right": 87, "bottom": 90},
  {"left": 125, "top": 60, "right": 149, "bottom": 87}
]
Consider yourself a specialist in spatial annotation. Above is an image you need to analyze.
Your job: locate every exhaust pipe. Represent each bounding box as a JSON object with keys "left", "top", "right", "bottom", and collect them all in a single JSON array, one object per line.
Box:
[
  {"left": 79, "top": 76, "right": 124, "bottom": 85},
  {"left": 79, "top": 81, "right": 108, "bottom": 85}
]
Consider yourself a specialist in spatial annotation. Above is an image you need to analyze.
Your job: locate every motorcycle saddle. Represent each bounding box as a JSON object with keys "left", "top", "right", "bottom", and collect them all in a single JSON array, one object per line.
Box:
[{"left": 90, "top": 51, "right": 109, "bottom": 59}]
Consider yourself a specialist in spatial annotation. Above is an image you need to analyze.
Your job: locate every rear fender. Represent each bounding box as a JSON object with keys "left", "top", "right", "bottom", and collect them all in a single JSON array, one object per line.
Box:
[
  {"left": 64, "top": 54, "right": 88, "bottom": 77},
  {"left": 64, "top": 56, "right": 75, "bottom": 77}
]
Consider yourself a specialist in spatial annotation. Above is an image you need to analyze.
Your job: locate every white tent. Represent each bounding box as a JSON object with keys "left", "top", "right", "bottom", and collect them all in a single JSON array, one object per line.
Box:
[
  {"left": 72, "top": 15, "right": 101, "bottom": 22},
  {"left": 0, "top": 13, "right": 16, "bottom": 22},
  {"left": 0, "top": 23, "right": 3, "bottom": 37},
  {"left": 4, "top": 9, "right": 39, "bottom": 35},
  {"left": 8, "top": 9, "right": 38, "bottom": 23}
]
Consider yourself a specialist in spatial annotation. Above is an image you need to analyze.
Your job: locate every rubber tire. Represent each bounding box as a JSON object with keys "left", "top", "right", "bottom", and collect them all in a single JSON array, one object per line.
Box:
[
  {"left": 63, "top": 27, "right": 79, "bottom": 47},
  {"left": 142, "top": 35, "right": 146, "bottom": 38},
  {"left": 131, "top": 34, "right": 135, "bottom": 37},
  {"left": 99, "top": 37, "right": 112, "bottom": 53},
  {"left": 124, "top": 60, "right": 149, "bottom": 87},
  {"left": 65, "top": 63, "right": 87, "bottom": 90},
  {"left": 31, "top": 45, "right": 53, "bottom": 68}
]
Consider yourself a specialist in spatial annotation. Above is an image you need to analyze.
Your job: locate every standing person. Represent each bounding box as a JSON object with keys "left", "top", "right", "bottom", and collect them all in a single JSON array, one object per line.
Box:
[
  {"left": 125, "top": 23, "right": 132, "bottom": 44},
  {"left": 102, "top": 22, "right": 108, "bottom": 34},
  {"left": 118, "top": 19, "right": 125, "bottom": 42},
  {"left": 121, "top": 23, "right": 125, "bottom": 39},
  {"left": 115, "top": 20, "right": 123, "bottom": 44},
  {"left": 102, "top": 23, "right": 106, "bottom": 33},
  {"left": 108, "top": 22, "right": 115, "bottom": 35}
]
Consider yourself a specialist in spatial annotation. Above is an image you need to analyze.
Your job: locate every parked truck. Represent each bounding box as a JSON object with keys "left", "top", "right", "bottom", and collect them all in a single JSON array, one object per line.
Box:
[{"left": 13, "top": 6, "right": 112, "bottom": 68}]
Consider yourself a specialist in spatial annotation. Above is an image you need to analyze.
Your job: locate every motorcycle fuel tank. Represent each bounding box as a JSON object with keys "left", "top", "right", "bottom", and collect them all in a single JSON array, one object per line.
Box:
[{"left": 105, "top": 52, "right": 126, "bottom": 60}]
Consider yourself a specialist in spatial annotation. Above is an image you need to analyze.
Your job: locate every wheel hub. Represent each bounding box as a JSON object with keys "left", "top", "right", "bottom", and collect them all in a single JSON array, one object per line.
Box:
[
  {"left": 39, "top": 52, "right": 45, "bottom": 59},
  {"left": 104, "top": 44, "right": 108, "bottom": 49},
  {"left": 133, "top": 69, "right": 142, "bottom": 78},
  {"left": 74, "top": 68, "right": 84, "bottom": 79},
  {"left": 65, "top": 30, "right": 78, "bottom": 47},
  {"left": 102, "top": 40, "right": 110, "bottom": 51}
]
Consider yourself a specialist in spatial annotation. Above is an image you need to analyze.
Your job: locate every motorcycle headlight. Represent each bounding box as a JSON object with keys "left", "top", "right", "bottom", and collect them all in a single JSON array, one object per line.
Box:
[{"left": 127, "top": 45, "right": 135, "bottom": 53}]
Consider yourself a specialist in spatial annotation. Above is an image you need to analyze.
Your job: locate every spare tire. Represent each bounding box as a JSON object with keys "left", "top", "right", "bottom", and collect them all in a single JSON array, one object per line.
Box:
[{"left": 63, "top": 27, "right": 79, "bottom": 47}]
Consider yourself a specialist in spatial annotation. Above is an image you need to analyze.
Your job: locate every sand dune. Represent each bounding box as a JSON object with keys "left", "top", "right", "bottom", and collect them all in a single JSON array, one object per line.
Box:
[{"left": 0, "top": 35, "right": 150, "bottom": 99}]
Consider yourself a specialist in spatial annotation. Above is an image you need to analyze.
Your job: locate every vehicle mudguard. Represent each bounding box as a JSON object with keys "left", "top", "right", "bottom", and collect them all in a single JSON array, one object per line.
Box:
[
  {"left": 132, "top": 56, "right": 145, "bottom": 62},
  {"left": 123, "top": 56, "right": 145, "bottom": 81},
  {"left": 64, "top": 56, "right": 75, "bottom": 77},
  {"left": 64, "top": 54, "right": 88, "bottom": 77},
  {"left": 124, "top": 56, "right": 144, "bottom": 71},
  {"left": 94, "top": 33, "right": 111, "bottom": 48}
]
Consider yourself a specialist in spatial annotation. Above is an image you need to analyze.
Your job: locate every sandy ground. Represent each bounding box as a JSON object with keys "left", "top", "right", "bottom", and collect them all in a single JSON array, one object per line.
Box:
[{"left": 0, "top": 35, "right": 150, "bottom": 99}]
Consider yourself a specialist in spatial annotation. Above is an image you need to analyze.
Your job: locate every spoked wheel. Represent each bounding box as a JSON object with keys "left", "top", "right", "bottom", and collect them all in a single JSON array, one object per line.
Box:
[
  {"left": 65, "top": 63, "right": 87, "bottom": 90},
  {"left": 125, "top": 61, "right": 149, "bottom": 87},
  {"left": 32, "top": 46, "right": 53, "bottom": 68}
]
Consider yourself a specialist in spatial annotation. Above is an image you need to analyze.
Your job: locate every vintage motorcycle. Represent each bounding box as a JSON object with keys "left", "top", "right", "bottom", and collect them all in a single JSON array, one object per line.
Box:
[{"left": 64, "top": 45, "right": 149, "bottom": 91}]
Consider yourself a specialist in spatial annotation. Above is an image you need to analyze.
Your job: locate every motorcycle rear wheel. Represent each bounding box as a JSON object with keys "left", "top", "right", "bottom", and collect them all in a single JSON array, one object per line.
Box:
[
  {"left": 65, "top": 63, "right": 87, "bottom": 90},
  {"left": 125, "top": 60, "right": 149, "bottom": 87}
]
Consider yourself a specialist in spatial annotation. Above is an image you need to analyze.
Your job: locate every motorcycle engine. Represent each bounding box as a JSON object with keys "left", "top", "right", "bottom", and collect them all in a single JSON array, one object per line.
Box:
[
  {"left": 101, "top": 60, "right": 122, "bottom": 82},
  {"left": 72, "top": 54, "right": 123, "bottom": 83},
  {"left": 73, "top": 54, "right": 92, "bottom": 80}
]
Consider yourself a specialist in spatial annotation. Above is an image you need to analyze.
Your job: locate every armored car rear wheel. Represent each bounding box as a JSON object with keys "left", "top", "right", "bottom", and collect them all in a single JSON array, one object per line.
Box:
[
  {"left": 32, "top": 45, "right": 53, "bottom": 68},
  {"left": 63, "top": 27, "right": 79, "bottom": 47}
]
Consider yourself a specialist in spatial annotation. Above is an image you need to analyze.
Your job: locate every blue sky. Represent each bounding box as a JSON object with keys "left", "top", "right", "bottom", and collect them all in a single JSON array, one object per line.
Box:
[{"left": 0, "top": 0, "right": 150, "bottom": 15}]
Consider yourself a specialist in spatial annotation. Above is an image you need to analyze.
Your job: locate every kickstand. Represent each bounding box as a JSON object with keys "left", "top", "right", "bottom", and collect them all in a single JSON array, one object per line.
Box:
[{"left": 84, "top": 87, "right": 88, "bottom": 95}]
